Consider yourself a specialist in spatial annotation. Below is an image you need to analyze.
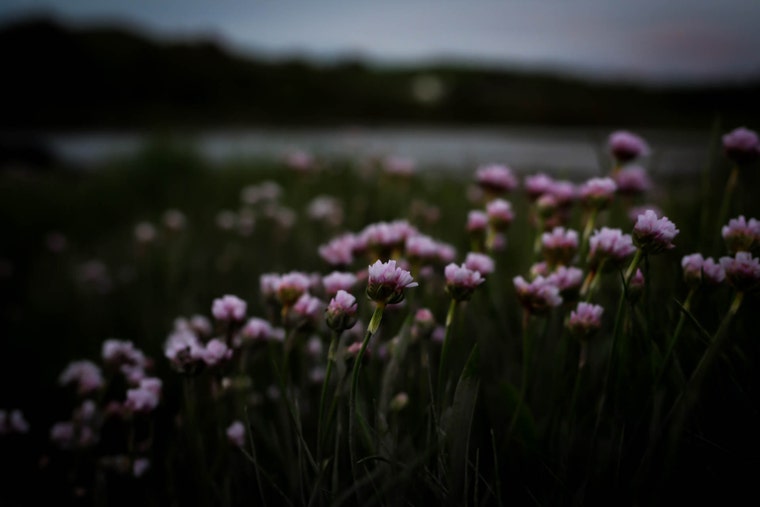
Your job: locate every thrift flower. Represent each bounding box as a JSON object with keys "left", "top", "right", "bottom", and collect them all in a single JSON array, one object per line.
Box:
[
  {"left": 486, "top": 199, "right": 515, "bottom": 231},
  {"left": 524, "top": 173, "right": 555, "bottom": 201},
  {"left": 632, "top": 210, "right": 679, "bottom": 254},
  {"left": 464, "top": 252, "right": 495, "bottom": 276},
  {"left": 722, "top": 127, "right": 760, "bottom": 165},
  {"left": 202, "top": 338, "right": 233, "bottom": 367},
  {"left": 567, "top": 302, "right": 604, "bottom": 338},
  {"left": 608, "top": 130, "right": 649, "bottom": 163},
  {"left": 322, "top": 271, "right": 358, "bottom": 297},
  {"left": 325, "top": 289, "right": 358, "bottom": 332},
  {"left": 476, "top": 164, "right": 518, "bottom": 196},
  {"left": 318, "top": 233, "right": 356, "bottom": 267},
  {"left": 541, "top": 227, "right": 579, "bottom": 267},
  {"left": 580, "top": 177, "right": 617, "bottom": 210},
  {"left": 59, "top": 360, "right": 104, "bottom": 395},
  {"left": 211, "top": 295, "right": 247, "bottom": 322},
  {"left": 547, "top": 266, "right": 584, "bottom": 301},
  {"left": 275, "top": 272, "right": 311, "bottom": 308},
  {"left": 720, "top": 252, "right": 760, "bottom": 291},
  {"left": 722, "top": 215, "right": 760, "bottom": 254},
  {"left": 588, "top": 228, "right": 636, "bottom": 268},
  {"left": 366, "top": 259, "right": 418, "bottom": 305},
  {"left": 513, "top": 275, "right": 562, "bottom": 314},
  {"left": 614, "top": 166, "right": 651, "bottom": 196},
  {"left": 444, "top": 263, "right": 485, "bottom": 301},
  {"left": 227, "top": 421, "right": 246, "bottom": 447}
]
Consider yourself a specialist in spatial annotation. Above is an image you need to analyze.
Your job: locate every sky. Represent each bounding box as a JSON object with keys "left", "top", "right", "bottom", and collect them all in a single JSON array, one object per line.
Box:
[{"left": 2, "top": 0, "right": 760, "bottom": 84}]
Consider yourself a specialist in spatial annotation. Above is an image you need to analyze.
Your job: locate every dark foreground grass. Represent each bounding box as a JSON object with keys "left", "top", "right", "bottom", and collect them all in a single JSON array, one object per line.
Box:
[{"left": 1, "top": 134, "right": 759, "bottom": 506}]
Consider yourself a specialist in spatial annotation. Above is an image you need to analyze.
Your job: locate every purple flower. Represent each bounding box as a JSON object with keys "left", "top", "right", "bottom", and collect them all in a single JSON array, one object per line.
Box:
[
  {"left": 614, "top": 166, "right": 651, "bottom": 196},
  {"left": 405, "top": 235, "right": 440, "bottom": 264},
  {"left": 227, "top": 420, "right": 247, "bottom": 447},
  {"left": 383, "top": 156, "right": 416, "bottom": 176},
  {"left": 567, "top": 302, "right": 604, "bottom": 338},
  {"left": 719, "top": 252, "right": 760, "bottom": 291},
  {"left": 547, "top": 180, "right": 577, "bottom": 208},
  {"left": 212, "top": 295, "right": 247, "bottom": 322},
  {"left": 275, "top": 272, "right": 311, "bottom": 308},
  {"left": 632, "top": 210, "right": 679, "bottom": 254},
  {"left": 541, "top": 227, "right": 579, "bottom": 267},
  {"left": 524, "top": 173, "right": 555, "bottom": 201},
  {"left": 580, "top": 177, "right": 617, "bottom": 210},
  {"left": 285, "top": 150, "right": 315, "bottom": 172},
  {"left": 202, "top": 338, "right": 233, "bottom": 367},
  {"left": 681, "top": 253, "right": 725, "bottom": 287},
  {"left": 513, "top": 275, "right": 562, "bottom": 314},
  {"left": 467, "top": 210, "right": 488, "bottom": 233},
  {"left": 608, "top": 130, "right": 650, "bottom": 163},
  {"left": 444, "top": 263, "right": 485, "bottom": 301},
  {"left": 125, "top": 385, "right": 160, "bottom": 413},
  {"left": 366, "top": 259, "right": 418, "bottom": 304},
  {"left": 702, "top": 258, "right": 726, "bottom": 286},
  {"left": 59, "top": 360, "right": 104, "bottom": 395},
  {"left": 722, "top": 127, "right": 760, "bottom": 165},
  {"left": 486, "top": 199, "right": 515, "bottom": 230},
  {"left": 588, "top": 227, "right": 636, "bottom": 268},
  {"left": 411, "top": 308, "right": 436, "bottom": 340},
  {"left": 325, "top": 289, "right": 358, "bottom": 332},
  {"left": 318, "top": 233, "right": 356, "bottom": 267},
  {"left": 722, "top": 215, "right": 760, "bottom": 254},
  {"left": 133, "top": 458, "right": 150, "bottom": 478},
  {"left": 164, "top": 329, "right": 206, "bottom": 374},
  {"left": 464, "top": 252, "right": 495, "bottom": 276},
  {"left": 547, "top": 266, "right": 584, "bottom": 301},
  {"left": 322, "top": 271, "right": 358, "bottom": 297},
  {"left": 360, "top": 220, "right": 418, "bottom": 259},
  {"left": 476, "top": 164, "right": 518, "bottom": 195},
  {"left": 0, "top": 410, "right": 30, "bottom": 435}
]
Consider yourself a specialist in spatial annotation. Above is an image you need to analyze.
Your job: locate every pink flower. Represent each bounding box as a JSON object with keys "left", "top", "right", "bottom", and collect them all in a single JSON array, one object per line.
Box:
[
  {"left": 524, "top": 173, "right": 555, "bottom": 201},
  {"left": 383, "top": 156, "right": 416, "bottom": 176},
  {"left": 580, "top": 177, "right": 617, "bottom": 210},
  {"left": 588, "top": 228, "right": 636, "bottom": 268},
  {"left": 476, "top": 164, "right": 518, "bottom": 195},
  {"left": 632, "top": 210, "right": 679, "bottom": 254},
  {"left": 436, "top": 242, "right": 458, "bottom": 264},
  {"left": 467, "top": 210, "right": 488, "bottom": 233},
  {"left": 366, "top": 259, "right": 418, "bottom": 304},
  {"left": 125, "top": 385, "right": 160, "bottom": 413},
  {"left": 318, "top": 233, "right": 356, "bottom": 267},
  {"left": 227, "top": 420, "right": 247, "bottom": 447},
  {"left": 722, "top": 127, "right": 760, "bottom": 165},
  {"left": 547, "top": 266, "right": 584, "bottom": 300},
  {"left": 325, "top": 289, "right": 358, "bottom": 332},
  {"left": 275, "top": 272, "right": 311, "bottom": 308},
  {"left": 292, "top": 294, "right": 326, "bottom": 324},
  {"left": 239, "top": 317, "right": 278, "bottom": 344},
  {"left": 360, "top": 220, "right": 418, "bottom": 258},
  {"left": 285, "top": 150, "right": 315, "bottom": 172},
  {"left": 405, "top": 235, "right": 440, "bottom": 263},
  {"left": 486, "top": 199, "right": 515, "bottom": 230},
  {"left": 682, "top": 253, "right": 726, "bottom": 287},
  {"left": 133, "top": 458, "right": 150, "bottom": 478},
  {"left": 444, "top": 263, "right": 485, "bottom": 301},
  {"left": 411, "top": 308, "right": 436, "bottom": 339},
  {"left": 202, "top": 338, "right": 233, "bottom": 367},
  {"left": 722, "top": 215, "right": 760, "bottom": 254},
  {"left": 211, "top": 295, "right": 247, "bottom": 322},
  {"left": 164, "top": 329, "right": 205, "bottom": 374},
  {"left": 464, "top": 252, "right": 495, "bottom": 275},
  {"left": 614, "top": 166, "right": 651, "bottom": 195},
  {"left": 567, "top": 302, "right": 604, "bottom": 338},
  {"left": 513, "top": 275, "right": 562, "bottom": 314},
  {"left": 322, "top": 271, "right": 358, "bottom": 297},
  {"left": 719, "top": 252, "right": 760, "bottom": 291},
  {"left": 608, "top": 130, "right": 649, "bottom": 163},
  {"left": 541, "top": 227, "right": 579, "bottom": 266},
  {"left": 59, "top": 360, "right": 104, "bottom": 395},
  {"left": 547, "top": 180, "right": 577, "bottom": 208}
]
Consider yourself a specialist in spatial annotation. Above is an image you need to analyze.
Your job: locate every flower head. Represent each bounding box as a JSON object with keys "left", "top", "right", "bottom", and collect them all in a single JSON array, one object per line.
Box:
[
  {"left": 719, "top": 252, "right": 760, "bottom": 291},
  {"left": 476, "top": 164, "right": 518, "bottom": 196},
  {"left": 614, "top": 166, "right": 651, "bottom": 196},
  {"left": 275, "top": 272, "right": 311, "bottom": 308},
  {"left": 524, "top": 173, "right": 555, "bottom": 201},
  {"left": 541, "top": 227, "right": 579, "bottom": 267},
  {"left": 325, "top": 290, "right": 359, "bottom": 332},
  {"left": 486, "top": 199, "right": 515, "bottom": 231},
  {"left": 444, "top": 263, "right": 485, "bottom": 301},
  {"left": 322, "top": 271, "right": 358, "bottom": 297},
  {"left": 318, "top": 233, "right": 357, "bottom": 267},
  {"left": 632, "top": 210, "right": 679, "bottom": 254},
  {"left": 722, "top": 215, "right": 760, "bottom": 254},
  {"left": 227, "top": 421, "right": 246, "bottom": 447},
  {"left": 202, "top": 338, "right": 233, "bottom": 367},
  {"left": 682, "top": 253, "right": 726, "bottom": 288},
  {"left": 59, "top": 360, "right": 104, "bottom": 395},
  {"left": 722, "top": 127, "right": 760, "bottom": 165},
  {"left": 580, "top": 177, "right": 617, "bottom": 210},
  {"left": 366, "top": 260, "right": 418, "bottom": 304},
  {"left": 547, "top": 266, "right": 584, "bottom": 301},
  {"left": 567, "top": 302, "right": 604, "bottom": 339},
  {"left": 588, "top": 227, "right": 636, "bottom": 268},
  {"left": 464, "top": 252, "right": 495, "bottom": 276},
  {"left": 608, "top": 130, "right": 649, "bottom": 163},
  {"left": 211, "top": 295, "right": 247, "bottom": 322},
  {"left": 513, "top": 275, "right": 562, "bottom": 315}
]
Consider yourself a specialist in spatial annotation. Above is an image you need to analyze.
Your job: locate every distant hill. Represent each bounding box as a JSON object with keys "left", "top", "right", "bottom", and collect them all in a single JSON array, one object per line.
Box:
[{"left": 2, "top": 16, "right": 759, "bottom": 130}]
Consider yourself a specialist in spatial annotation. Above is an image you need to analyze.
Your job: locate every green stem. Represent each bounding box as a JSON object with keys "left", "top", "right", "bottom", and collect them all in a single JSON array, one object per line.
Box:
[
  {"left": 318, "top": 331, "right": 340, "bottom": 462},
  {"left": 507, "top": 309, "right": 533, "bottom": 437},
  {"left": 437, "top": 298, "right": 459, "bottom": 404},
  {"left": 348, "top": 303, "right": 385, "bottom": 499},
  {"left": 579, "top": 208, "right": 599, "bottom": 265},
  {"left": 656, "top": 288, "right": 696, "bottom": 385},
  {"left": 624, "top": 248, "right": 643, "bottom": 286}
]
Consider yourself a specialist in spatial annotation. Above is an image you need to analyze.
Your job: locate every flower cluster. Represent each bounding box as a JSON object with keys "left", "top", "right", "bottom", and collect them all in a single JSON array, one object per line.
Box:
[
  {"left": 366, "top": 260, "right": 418, "bottom": 305},
  {"left": 632, "top": 209, "right": 679, "bottom": 254}
]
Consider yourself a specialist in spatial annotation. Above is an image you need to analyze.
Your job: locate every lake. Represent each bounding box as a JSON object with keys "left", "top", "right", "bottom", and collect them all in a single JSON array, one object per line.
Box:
[{"left": 36, "top": 126, "right": 713, "bottom": 177}]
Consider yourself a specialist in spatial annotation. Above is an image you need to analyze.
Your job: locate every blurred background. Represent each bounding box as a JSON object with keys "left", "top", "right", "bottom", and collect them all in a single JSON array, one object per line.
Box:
[{"left": 1, "top": 0, "right": 759, "bottom": 173}]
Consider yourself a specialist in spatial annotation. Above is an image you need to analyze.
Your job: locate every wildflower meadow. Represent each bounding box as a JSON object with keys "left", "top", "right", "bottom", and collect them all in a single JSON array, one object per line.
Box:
[{"left": 2, "top": 127, "right": 760, "bottom": 506}]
